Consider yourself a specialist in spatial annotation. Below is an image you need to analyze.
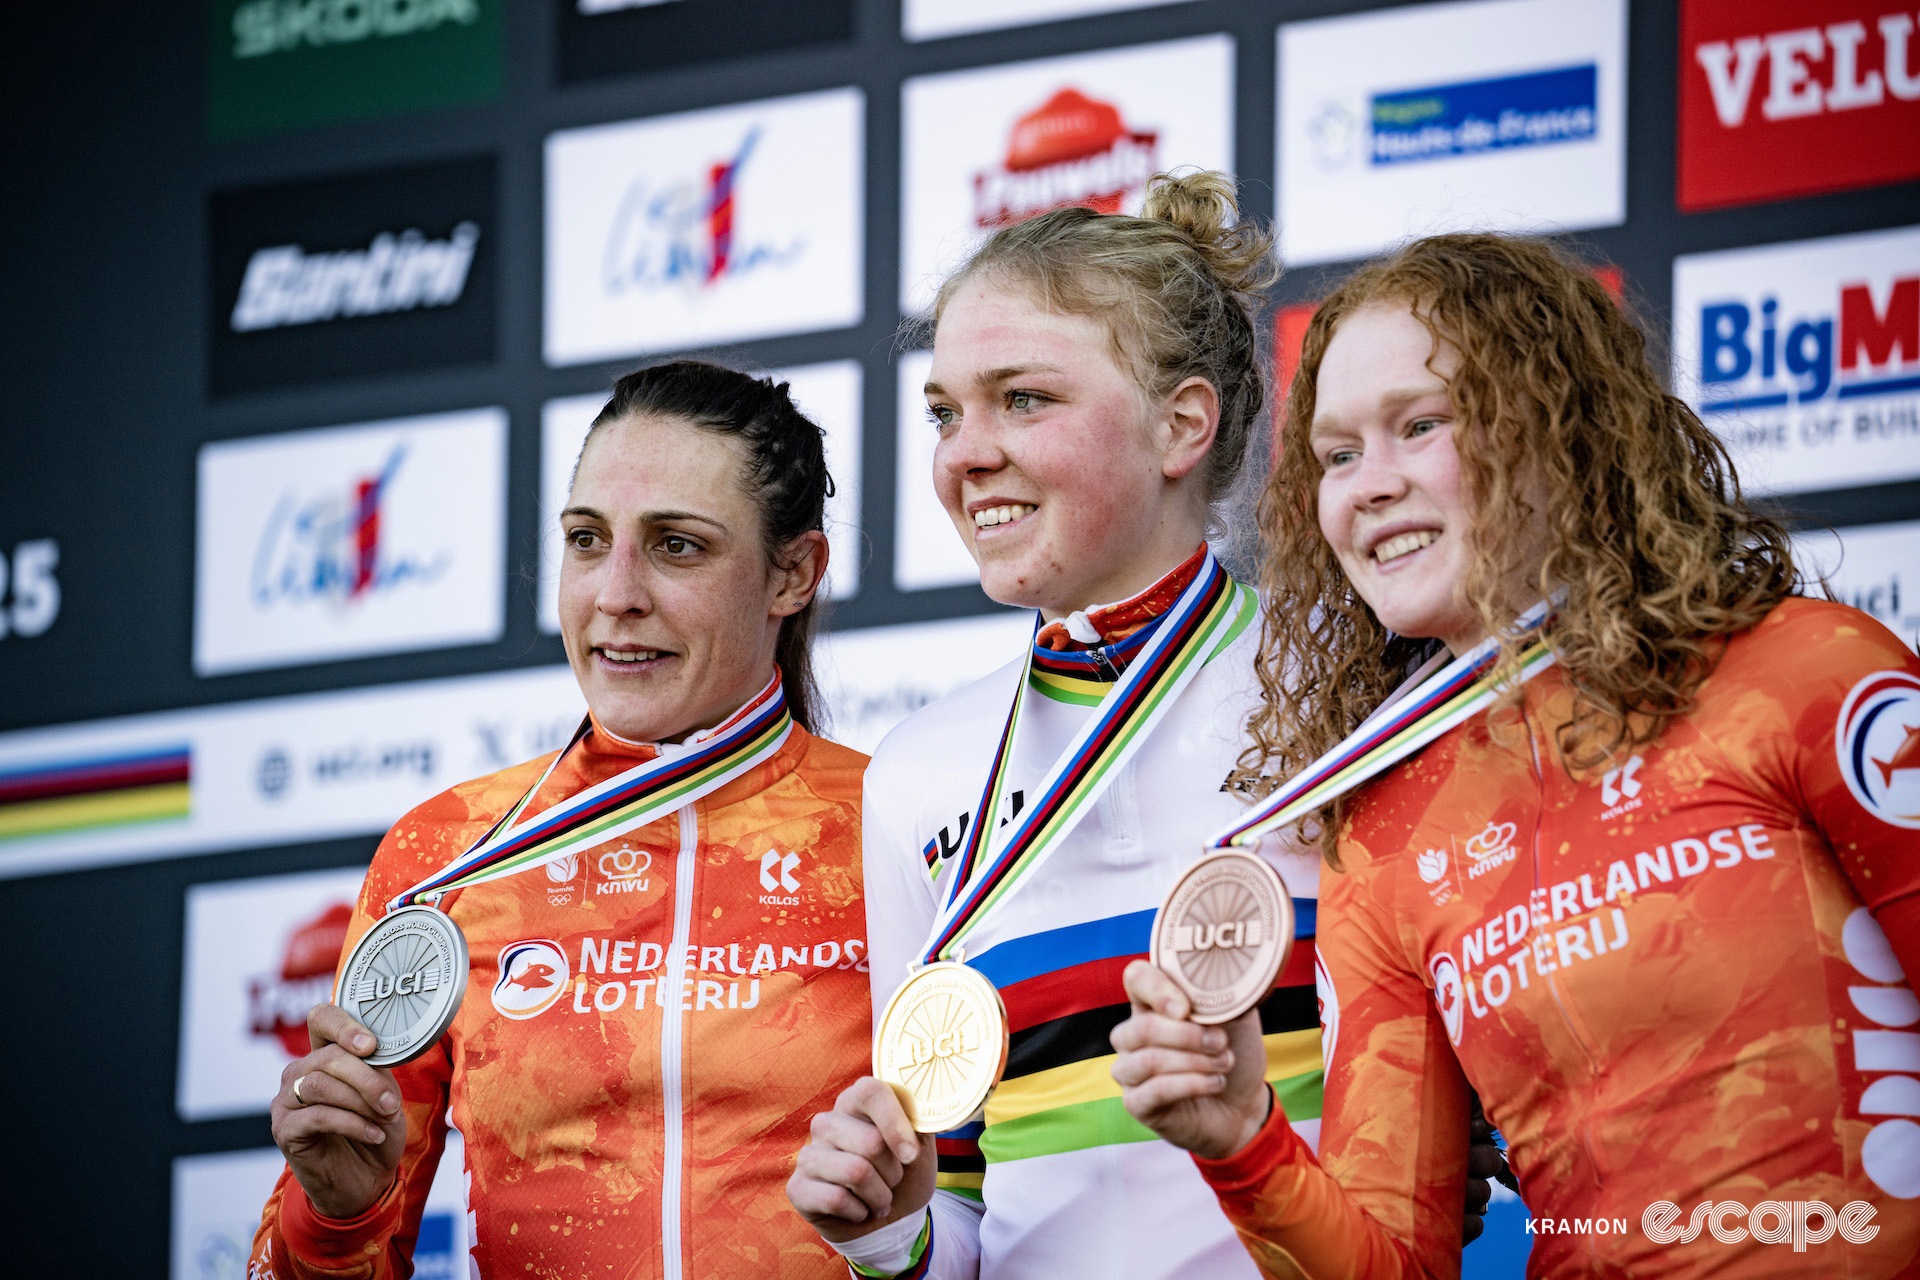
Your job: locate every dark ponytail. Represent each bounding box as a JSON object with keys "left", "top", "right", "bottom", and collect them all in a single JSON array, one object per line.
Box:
[{"left": 586, "top": 360, "right": 833, "bottom": 734}]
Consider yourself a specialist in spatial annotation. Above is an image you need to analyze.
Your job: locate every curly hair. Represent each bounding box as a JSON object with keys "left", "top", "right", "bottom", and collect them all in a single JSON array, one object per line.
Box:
[{"left": 1239, "top": 233, "right": 1799, "bottom": 862}]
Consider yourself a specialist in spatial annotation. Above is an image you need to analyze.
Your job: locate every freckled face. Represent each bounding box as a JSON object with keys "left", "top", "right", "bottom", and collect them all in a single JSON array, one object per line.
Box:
[
  {"left": 559, "top": 415, "right": 803, "bottom": 743},
  {"left": 925, "top": 275, "right": 1190, "bottom": 616},
  {"left": 1310, "top": 304, "right": 1484, "bottom": 654}
]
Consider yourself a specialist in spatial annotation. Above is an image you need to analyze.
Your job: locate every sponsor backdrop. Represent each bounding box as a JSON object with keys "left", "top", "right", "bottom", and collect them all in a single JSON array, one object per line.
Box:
[{"left": 0, "top": 1, "right": 1913, "bottom": 1276}]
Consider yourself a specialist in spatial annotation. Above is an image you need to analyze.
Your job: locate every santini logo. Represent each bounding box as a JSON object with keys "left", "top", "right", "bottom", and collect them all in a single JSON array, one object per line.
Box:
[
  {"left": 230, "top": 222, "right": 480, "bottom": 333},
  {"left": 232, "top": 0, "right": 478, "bottom": 59}
]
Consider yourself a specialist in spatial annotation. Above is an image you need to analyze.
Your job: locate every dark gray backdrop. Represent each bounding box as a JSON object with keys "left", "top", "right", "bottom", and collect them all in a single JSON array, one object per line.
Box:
[{"left": 1, "top": 1, "right": 1914, "bottom": 1273}]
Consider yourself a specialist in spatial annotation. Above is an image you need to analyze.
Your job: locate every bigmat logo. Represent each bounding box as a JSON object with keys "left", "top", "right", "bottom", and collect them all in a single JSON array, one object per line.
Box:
[
  {"left": 195, "top": 408, "right": 506, "bottom": 674},
  {"left": 1673, "top": 224, "right": 1920, "bottom": 494},
  {"left": 208, "top": 154, "right": 497, "bottom": 397},
  {"left": 901, "top": 35, "right": 1231, "bottom": 314},
  {"left": 545, "top": 88, "right": 863, "bottom": 366},
  {"left": 1680, "top": 1, "right": 1920, "bottom": 211},
  {"left": 1277, "top": 0, "right": 1625, "bottom": 267}
]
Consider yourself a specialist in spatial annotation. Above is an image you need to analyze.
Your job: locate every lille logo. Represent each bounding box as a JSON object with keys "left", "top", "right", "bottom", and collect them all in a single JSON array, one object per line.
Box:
[
  {"left": 1601, "top": 755, "right": 1644, "bottom": 808},
  {"left": 760, "top": 850, "right": 801, "bottom": 894},
  {"left": 491, "top": 940, "right": 570, "bottom": 1020}
]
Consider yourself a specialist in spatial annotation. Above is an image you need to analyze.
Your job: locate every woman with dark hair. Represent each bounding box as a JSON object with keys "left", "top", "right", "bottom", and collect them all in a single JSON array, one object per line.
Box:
[
  {"left": 1111, "top": 234, "right": 1920, "bottom": 1277},
  {"left": 251, "top": 360, "right": 874, "bottom": 1280}
]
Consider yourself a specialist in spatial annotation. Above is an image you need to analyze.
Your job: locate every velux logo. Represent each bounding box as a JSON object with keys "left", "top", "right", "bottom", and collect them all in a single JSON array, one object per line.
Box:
[
  {"left": 1693, "top": 14, "right": 1920, "bottom": 128},
  {"left": 760, "top": 850, "right": 801, "bottom": 903},
  {"left": 1601, "top": 755, "right": 1643, "bottom": 810}
]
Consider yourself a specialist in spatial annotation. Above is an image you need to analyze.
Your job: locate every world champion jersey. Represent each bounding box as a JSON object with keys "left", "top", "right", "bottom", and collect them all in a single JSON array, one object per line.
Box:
[
  {"left": 862, "top": 609, "right": 1326, "bottom": 1280},
  {"left": 1197, "top": 598, "right": 1920, "bottom": 1279},
  {"left": 249, "top": 720, "right": 873, "bottom": 1280}
]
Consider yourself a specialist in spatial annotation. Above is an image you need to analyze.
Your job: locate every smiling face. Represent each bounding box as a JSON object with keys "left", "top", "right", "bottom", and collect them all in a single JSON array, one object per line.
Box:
[
  {"left": 924, "top": 273, "right": 1218, "bottom": 617},
  {"left": 558, "top": 414, "right": 823, "bottom": 743},
  {"left": 1309, "top": 303, "right": 1487, "bottom": 655}
]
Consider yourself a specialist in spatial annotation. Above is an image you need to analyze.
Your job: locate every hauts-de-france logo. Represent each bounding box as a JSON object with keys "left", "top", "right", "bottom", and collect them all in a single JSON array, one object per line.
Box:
[
  {"left": 972, "top": 87, "right": 1158, "bottom": 230},
  {"left": 1838, "top": 670, "right": 1920, "bottom": 828},
  {"left": 491, "top": 939, "right": 570, "bottom": 1019}
]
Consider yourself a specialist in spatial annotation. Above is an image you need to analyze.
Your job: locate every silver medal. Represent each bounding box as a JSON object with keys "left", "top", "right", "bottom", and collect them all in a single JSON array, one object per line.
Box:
[{"left": 334, "top": 904, "right": 469, "bottom": 1067}]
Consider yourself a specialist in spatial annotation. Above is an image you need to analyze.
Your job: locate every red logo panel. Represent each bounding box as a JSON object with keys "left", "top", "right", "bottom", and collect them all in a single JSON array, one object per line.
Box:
[{"left": 1679, "top": 1, "right": 1920, "bottom": 211}]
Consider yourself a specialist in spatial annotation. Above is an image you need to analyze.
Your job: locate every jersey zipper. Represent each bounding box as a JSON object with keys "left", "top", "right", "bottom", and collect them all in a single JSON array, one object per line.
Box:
[{"left": 660, "top": 803, "right": 700, "bottom": 1280}]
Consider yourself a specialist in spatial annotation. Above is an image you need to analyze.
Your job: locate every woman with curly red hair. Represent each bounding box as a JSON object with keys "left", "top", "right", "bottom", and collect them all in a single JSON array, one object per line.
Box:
[{"left": 1112, "top": 233, "right": 1920, "bottom": 1278}]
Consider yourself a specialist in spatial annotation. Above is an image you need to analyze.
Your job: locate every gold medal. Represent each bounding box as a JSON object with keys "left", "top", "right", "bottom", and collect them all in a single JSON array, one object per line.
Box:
[
  {"left": 872, "top": 961, "right": 1009, "bottom": 1133},
  {"left": 1150, "top": 849, "right": 1293, "bottom": 1026}
]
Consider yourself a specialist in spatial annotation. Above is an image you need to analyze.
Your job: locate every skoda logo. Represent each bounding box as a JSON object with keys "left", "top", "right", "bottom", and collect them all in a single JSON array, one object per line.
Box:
[{"left": 257, "top": 747, "right": 292, "bottom": 800}]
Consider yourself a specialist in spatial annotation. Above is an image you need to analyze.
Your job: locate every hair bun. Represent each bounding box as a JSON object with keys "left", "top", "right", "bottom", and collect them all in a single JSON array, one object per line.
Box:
[{"left": 1140, "top": 169, "right": 1279, "bottom": 299}]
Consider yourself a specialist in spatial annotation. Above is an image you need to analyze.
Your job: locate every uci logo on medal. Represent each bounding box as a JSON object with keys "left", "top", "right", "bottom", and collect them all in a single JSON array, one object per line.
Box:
[
  {"left": 1837, "top": 671, "right": 1920, "bottom": 829},
  {"left": 491, "top": 940, "right": 570, "bottom": 1020}
]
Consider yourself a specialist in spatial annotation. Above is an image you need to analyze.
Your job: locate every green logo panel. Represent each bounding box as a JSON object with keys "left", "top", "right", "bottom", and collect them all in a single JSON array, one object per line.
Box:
[{"left": 208, "top": 0, "right": 501, "bottom": 140}]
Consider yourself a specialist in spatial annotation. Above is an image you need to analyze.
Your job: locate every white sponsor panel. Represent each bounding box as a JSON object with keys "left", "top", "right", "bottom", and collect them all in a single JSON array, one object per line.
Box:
[
  {"left": 170, "top": 1134, "right": 467, "bottom": 1280},
  {"left": 1277, "top": 0, "right": 1627, "bottom": 266},
  {"left": 1794, "top": 520, "right": 1920, "bottom": 643},
  {"left": 177, "top": 866, "right": 370, "bottom": 1121},
  {"left": 816, "top": 613, "right": 1032, "bottom": 753},
  {"left": 893, "top": 349, "right": 979, "bottom": 591},
  {"left": 1673, "top": 225, "right": 1920, "bottom": 495},
  {"left": 0, "top": 665, "right": 583, "bottom": 880},
  {"left": 195, "top": 409, "right": 506, "bottom": 675},
  {"left": 544, "top": 87, "right": 864, "bottom": 365},
  {"left": 904, "top": 0, "right": 1199, "bottom": 42},
  {"left": 900, "top": 35, "right": 1233, "bottom": 315},
  {"left": 536, "top": 360, "right": 864, "bottom": 634}
]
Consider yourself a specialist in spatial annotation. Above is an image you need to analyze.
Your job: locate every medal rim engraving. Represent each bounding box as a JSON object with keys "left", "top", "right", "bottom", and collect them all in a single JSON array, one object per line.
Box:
[
  {"left": 1150, "top": 849, "right": 1293, "bottom": 1027},
  {"left": 334, "top": 904, "right": 470, "bottom": 1068},
  {"left": 873, "top": 961, "right": 1009, "bottom": 1134}
]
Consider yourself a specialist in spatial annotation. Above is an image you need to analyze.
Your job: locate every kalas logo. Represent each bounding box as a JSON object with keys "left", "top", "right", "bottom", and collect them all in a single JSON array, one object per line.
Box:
[
  {"left": 230, "top": 222, "right": 480, "bottom": 333},
  {"left": 250, "top": 445, "right": 449, "bottom": 611},
  {"left": 972, "top": 88, "right": 1158, "bottom": 231},
  {"left": 1600, "top": 754, "right": 1643, "bottom": 810},
  {"left": 491, "top": 939, "right": 570, "bottom": 1020},
  {"left": 1837, "top": 669, "right": 1920, "bottom": 828},
  {"left": 601, "top": 127, "right": 801, "bottom": 296},
  {"left": 248, "top": 902, "right": 353, "bottom": 1057},
  {"left": 1697, "top": 270, "right": 1919, "bottom": 413}
]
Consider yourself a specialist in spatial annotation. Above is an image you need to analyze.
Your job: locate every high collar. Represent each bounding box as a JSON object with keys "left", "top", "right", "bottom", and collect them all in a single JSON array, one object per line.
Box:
[
  {"left": 1035, "top": 544, "right": 1210, "bottom": 653},
  {"left": 583, "top": 672, "right": 784, "bottom": 762}
]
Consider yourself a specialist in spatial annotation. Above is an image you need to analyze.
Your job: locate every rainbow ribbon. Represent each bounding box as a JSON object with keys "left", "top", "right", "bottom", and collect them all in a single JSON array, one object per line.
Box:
[
  {"left": 922, "top": 551, "right": 1255, "bottom": 964},
  {"left": 388, "top": 675, "right": 792, "bottom": 911},
  {"left": 1207, "top": 600, "right": 1556, "bottom": 850}
]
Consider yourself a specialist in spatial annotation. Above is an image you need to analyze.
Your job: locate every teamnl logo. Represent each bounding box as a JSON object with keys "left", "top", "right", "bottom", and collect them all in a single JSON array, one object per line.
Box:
[
  {"left": 251, "top": 445, "right": 448, "bottom": 611},
  {"left": 601, "top": 127, "right": 800, "bottom": 297},
  {"left": 230, "top": 221, "right": 480, "bottom": 333}
]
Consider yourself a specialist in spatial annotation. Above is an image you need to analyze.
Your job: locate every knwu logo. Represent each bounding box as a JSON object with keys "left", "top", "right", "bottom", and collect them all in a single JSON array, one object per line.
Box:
[{"left": 596, "top": 845, "right": 652, "bottom": 895}]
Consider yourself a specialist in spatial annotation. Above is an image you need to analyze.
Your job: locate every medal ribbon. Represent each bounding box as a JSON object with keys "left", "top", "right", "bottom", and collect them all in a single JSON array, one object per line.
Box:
[
  {"left": 922, "top": 551, "right": 1255, "bottom": 964},
  {"left": 1207, "top": 600, "right": 1556, "bottom": 850},
  {"left": 388, "top": 675, "right": 792, "bottom": 911}
]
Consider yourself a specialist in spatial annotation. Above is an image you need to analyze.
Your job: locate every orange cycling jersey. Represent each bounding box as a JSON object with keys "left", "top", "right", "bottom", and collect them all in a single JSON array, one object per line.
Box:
[
  {"left": 1197, "top": 599, "right": 1920, "bottom": 1278},
  {"left": 250, "top": 719, "right": 872, "bottom": 1280}
]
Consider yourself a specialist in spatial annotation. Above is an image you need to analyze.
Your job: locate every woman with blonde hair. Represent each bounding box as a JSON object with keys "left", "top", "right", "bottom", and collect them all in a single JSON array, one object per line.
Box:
[
  {"left": 1111, "top": 233, "right": 1920, "bottom": 1277},
  {"left": 787, "top": 174, "right": 1498, "bottom": 1280}
]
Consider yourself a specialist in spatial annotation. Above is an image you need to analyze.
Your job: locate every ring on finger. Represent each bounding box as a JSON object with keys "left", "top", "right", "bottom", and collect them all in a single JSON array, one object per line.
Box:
[{"left": 292, "top": 1074, "right": 309, "bottom": 1106}]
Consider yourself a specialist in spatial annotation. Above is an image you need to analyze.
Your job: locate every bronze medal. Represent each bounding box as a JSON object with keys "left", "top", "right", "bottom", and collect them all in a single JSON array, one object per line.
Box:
[{"left": 1150, "top": 850, "right": 1293, "bottom": 1025}]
